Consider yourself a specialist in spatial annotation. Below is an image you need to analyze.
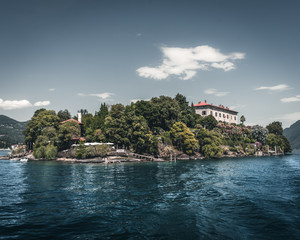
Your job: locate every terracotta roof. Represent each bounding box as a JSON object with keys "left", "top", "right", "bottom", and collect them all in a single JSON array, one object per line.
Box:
[
  {"left": 194, "top": 101, "right": 238, "bottom": 113},
  {"left": 72, "top": 137, "right": 86, "bottom": 141},
  {"left": 60, "top": 119, "right": 83, "bottom": 124},
  {"left": 194, "top": 102, "right": 212, "bottom": 107}
]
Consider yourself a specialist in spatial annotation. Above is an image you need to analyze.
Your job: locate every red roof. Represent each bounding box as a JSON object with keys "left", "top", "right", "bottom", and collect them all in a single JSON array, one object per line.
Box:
[
  {"left": 194, "top": 101, "right": 238, "bottom": 113},
  {"left": 194, "top": 102, "right": 212, "bottom": 107},
  {"left": 72, "top": 137, "right": 86, "bottom": 141},
  {"left": 60, "top": 119, "right": 83, "bottom": 124}
]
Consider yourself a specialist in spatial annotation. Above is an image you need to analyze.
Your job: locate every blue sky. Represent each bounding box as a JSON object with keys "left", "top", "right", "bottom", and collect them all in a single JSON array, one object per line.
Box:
[{"left": 0, "top": 0, "right": 300, "bottom": 128}]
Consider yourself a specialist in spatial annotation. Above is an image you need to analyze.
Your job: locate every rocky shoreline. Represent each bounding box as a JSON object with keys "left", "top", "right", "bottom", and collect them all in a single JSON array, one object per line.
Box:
[{"left": 1, "top": 149, "right": 284, "bottom": 163}]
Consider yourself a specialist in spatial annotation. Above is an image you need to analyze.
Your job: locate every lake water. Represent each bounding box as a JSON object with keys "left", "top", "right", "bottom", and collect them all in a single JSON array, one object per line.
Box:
[{"left": 0, "top": 153, "right": 300, "bottom": 239}]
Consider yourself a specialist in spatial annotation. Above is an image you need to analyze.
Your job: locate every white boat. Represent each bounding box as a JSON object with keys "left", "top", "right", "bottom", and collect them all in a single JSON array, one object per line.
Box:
[
  {"left": 20, "top": 158, "right": 28, "bottom": 162},
  {"left": 10, "top": 158, "right": 20, "bottom": 161}
]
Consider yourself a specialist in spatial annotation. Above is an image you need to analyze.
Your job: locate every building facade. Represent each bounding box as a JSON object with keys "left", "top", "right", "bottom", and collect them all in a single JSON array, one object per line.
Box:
[{"left": 194, "top": 100, "right": 238, "bottom": 124}]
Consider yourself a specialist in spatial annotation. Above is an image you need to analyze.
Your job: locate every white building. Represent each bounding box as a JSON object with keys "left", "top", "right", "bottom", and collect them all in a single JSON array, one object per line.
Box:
[{"left": 194, "top": 100, "right": 238, "bottom": 124}]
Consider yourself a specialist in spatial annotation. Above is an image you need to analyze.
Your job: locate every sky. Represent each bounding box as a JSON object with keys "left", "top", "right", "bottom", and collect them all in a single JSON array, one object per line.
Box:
[{"left": 0, "top": 0, "right": 300, "bottom": 128}]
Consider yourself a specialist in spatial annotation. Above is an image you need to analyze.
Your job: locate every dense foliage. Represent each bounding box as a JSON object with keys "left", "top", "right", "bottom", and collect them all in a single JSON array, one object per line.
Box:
[{"left": 23, "top": 94, "right": 292, "bottom": 159}]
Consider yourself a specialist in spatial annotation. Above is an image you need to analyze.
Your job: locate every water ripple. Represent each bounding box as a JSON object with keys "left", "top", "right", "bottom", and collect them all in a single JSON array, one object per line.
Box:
[{"left": 0, "top": 156, "right": 300, "bottom": 239}]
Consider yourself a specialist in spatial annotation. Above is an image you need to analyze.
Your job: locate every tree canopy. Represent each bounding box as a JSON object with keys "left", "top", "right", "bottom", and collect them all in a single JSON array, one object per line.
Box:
[{"left": 23, "top": 93, "right": 292, "bottom": 159}]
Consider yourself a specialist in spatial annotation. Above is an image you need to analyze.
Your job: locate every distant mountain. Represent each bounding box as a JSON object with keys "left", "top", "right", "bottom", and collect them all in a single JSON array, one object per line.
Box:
[
  {"left": 283, "top": 120, "right": 300, "bottom": 150},
  {"left": 0, "top": 115, "right": 28, "bottom": 148}
]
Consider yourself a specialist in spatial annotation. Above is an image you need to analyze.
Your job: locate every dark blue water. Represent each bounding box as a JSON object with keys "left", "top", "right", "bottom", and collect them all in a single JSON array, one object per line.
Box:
[{"left": 0, "top": 154, "right": 300, "bottom": 239}]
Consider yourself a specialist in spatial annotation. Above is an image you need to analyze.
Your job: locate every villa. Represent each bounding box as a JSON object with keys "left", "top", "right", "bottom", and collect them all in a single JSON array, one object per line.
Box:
[{"left": 194, "top": 100, "right": 238, "bottom": 124}]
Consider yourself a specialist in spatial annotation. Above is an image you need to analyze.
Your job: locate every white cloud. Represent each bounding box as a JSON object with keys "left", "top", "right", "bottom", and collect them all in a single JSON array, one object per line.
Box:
[
  {"left": 48, "top": 88, "right": 55, "bottom": 92},
  {"left": 204, "top": 88, "right": 230, "bottom": 97},
  {"left": 281, "top": 95, "right": 300, "bottom": 103},
  {"left": 89, "top": 93, "right": 115, "bottom": 99},
  {"left": 77, "top": 93, "right": 85, "bottom": 97},
  {"left": 0, "top": 98, "right": 51, "bottom": 110},
  {"left": 34, "top": 101, "right": 50, "bottom": 107},
  {"left": 137, "top": 45, "right": 245, "bottom": 80},
  {"left": 0, "top": 98, "right": 32, "bottom": 110},
  {"left": 255, "top": 84, "right": 289, "bottom": 91},
  {"left": 277, "top": 112, "right": 300, "bottom": 122}
]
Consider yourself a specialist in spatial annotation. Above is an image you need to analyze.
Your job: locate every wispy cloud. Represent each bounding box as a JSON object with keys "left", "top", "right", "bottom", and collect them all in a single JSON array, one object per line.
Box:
[
  {"left": 137, "top": 45, "right": 245, "bottom": 80},
  {"left": 204, "top": 88, "right": 230, "bottom": 97},
  {"left": 0, "top": 99, "right": 32, "bottom": 110},
  {"left": 230, "top": 104, "right": 246, "bottom": 110},
  {"left": 34, "top": 101, "right": 50, "bottom": 107},
  {"left": 281, "top": 95, "right": 300, "bottom": 103},
  {"left": 255, "top": 84, "right": 289, "bottom": 91},
  {"left": 48, "top": 88, "right": 55, "bottom": 92},
  {"left": 78, "top": 92, "right": 115, "bottom": 100},
  {"left": 277, "top": 112, "right": 300, "bottom": 122},
  {"left": 89, "top": 93, "right": 115, "bottom": 99}
]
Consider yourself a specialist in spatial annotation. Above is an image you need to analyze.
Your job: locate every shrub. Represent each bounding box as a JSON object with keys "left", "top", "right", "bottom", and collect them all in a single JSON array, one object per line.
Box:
[
  {"left": 202, "top": 143, "right": 223, "bottom": 158},
  {"left": 75, "top": 143, "right": 87, "bottom": 159},
  {"left": 95, "top": 145, "right": 110, "bottom": 157},
  {"left": 34, "top": 146, "right": 46, "bottom": 159},
  {"left": 45, "top": 145, "right": 58, "bottom": 160}
]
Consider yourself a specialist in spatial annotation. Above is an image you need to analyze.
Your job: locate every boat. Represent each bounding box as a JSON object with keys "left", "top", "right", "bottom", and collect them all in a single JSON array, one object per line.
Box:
[
  {"left": 10, "top": 158, "right": 20, "bottom": 161},
  {"left": 20, "top": 158, "right": 28, "bottom": 162}
]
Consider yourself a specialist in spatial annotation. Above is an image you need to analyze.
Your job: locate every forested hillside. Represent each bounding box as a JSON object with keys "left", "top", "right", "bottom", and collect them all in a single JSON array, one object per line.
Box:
[
  {"left": 0, "top": 115, "right": 28, "bottom": 148},
  {"left": 284, "top": 120, "right": 300, "bottom": 150}
]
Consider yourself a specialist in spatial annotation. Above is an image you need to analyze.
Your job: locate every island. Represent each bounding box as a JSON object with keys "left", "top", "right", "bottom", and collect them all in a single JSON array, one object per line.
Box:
[{"left": 7, "top": 93, "right": 292, "bottom": 163}]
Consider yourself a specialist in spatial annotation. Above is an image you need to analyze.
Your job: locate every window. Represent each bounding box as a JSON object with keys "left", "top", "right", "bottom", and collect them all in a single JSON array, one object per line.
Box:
[
  {"left": 234, "top": 116, "right": 236, "bottom": 120},
  {"left": 219, "top": 113, "right": 221, "bottom": 117},
  {"left": 215, "top": 112, "right": 218, "bottom": 117},
  {"left": 227, "top": 115, "right": 229, "bottom": 119},
  {"left": 223, "top": 114, "right": 225, "bottom": 118},
  {"left": 210, "top": 111, "right": 213, "bottom": 115},
  {"left": 202, "top": 111, "right": 206, "bottom": 116}
]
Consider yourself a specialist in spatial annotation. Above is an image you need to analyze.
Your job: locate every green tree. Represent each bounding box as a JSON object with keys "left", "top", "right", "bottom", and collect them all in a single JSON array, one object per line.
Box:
[
  {"left": 33, "top": 145, "right": 46, "bottom": 159},
  {"left": 58, "top": 121, "right": 81, "bottom": 150},
  {"left": 266, "top": 121, "right": 283, "bottom": 136},
  {"left": 240, "top": 115, "right": 246, "bottom": 125},
  {"left": 127, "top": 114, "right": 158, "bottom": 154},
  {"left": 94, "top": 103, "right": 109, "bottom": 131},
  {"left": 251, "top": 125, "right": 269, "bottom": 144},
  {"left": 267, "top": 133, "right": 292, "bottom": 153},
  {"left": 32, "top": 126, "right": 59, "bottom": 159},
  {"left": 45, "top": 144, "right": 58, "bottom": 159},
  {"left": 57, "top": 109, "right": 71, "bottom": 122},
  {"left": 150, "top": 96, "right": 181, "bottom": 131},
  {"left": 94, "top": 129, "right": 105, "bottom": 142},
  {"left": 134, "top": 100, "right": 160, "bottom": 131},
  {"left": 196, "top": 127, "right": 223, "bottom": 158},
  {"left": 104, "top": 104, "right": 130, "bottom": 148},
  {"left": 200, "top": 115, "right": 218, "bottom": 130},
  {"left": 280, "top": 135, "right": 292, "bottom": 153},
  {"left": 170, "top": 122, "right": 198, "bottom": 155},
  {"left": 24, "top": 109, "right": 60, "bottom": 149},
  {"left": 75, "top": 141, "right": 87, "bottom": 159},
  {"left": 40, "top": 127, "right": 58, "bottom": 145},
  {"left": 174, "top": 93, "right": 197, "bottom": 127},
  {"left": 267, "top": 133, "right": 283, "bottom": 150}
]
